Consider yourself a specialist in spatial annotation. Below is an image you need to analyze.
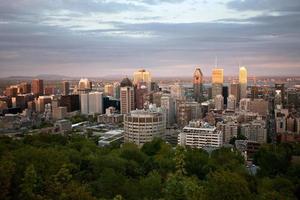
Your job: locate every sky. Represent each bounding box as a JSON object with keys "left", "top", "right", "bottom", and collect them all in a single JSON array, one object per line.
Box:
[{"left": 0, "top": 0, "right": 300, "bottom": 77}]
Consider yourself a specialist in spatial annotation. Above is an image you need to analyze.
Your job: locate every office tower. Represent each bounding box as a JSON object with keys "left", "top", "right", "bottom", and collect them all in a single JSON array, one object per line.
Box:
[
  {"left": 275, "top": 83, "right": 285, "bottom": 105},
  {"left": 104, "top": 84, "right": 114, "bottom": 96},
  {"left": 113, "top": 82, "right": 120, "bottom": 99},
  {"left": 178, "top": 121, "right": 223, "bottom": 148},
  {"left": 170, "top": 83, "right": 185, "bottom": 100},
  {"left": 133, "top": 69, "right": 151, "bottom": 85},
  {"left": 135, "top": 82, "right": 148, "bottom": 109},
  {"left": 88, "top": 92, "right": 103, "bottom": 114},
  {"left": 78, "top": 78, "right": 92, "bottom": 94},
  {"left": 227, "top": 95, "right": 236, "bottom": 111},
  {"left": 176, "top": 100, "right": 201, "bottom": 128},
  {"left": 80, "top": 92, "right": 103, "bottom": 115},
  {"left": 19, "top": 82, "right": 31, "bottom": 94},
  {"left": 193, "top": 68, "right": 203, "bottom": 103},
  {"left": 32, "top": 79, "right": 44, "bottom": 96},
  {"left": 124, "top": 109, "right": 166, "bottom": 146},
  {"left": 62, "top": 81, "right": 70, "bottom": 96},
  {"left": 222, "top": 86, "right": 228, "bottom": 105},
  {"left": 251, "top": 86, "right": 259, "bottom": 100},
  {"left": 120, "top": 78, "right": 135, "bottom": 114},
  {"left": 161, "top": 94, "right": 175, "bottom": 127},
  {"left": 80, "top": 94, "right": 89, "bottom": 115},
  {"left": 36, "top": 96, "right": 51, "bottom": 113},
  {"left": 214, "top": 95, "right": 224, "bottom": 110},
  {"left": 230, "top": 83, "right": 241, "bottom": 102},
  {"left": 60, "top": 95, "right": 80, "bottom": 112},
  {"left": 212, "top": 68, "right": 224, "bottom": 99},
  {"left": 239, "top": 66, "right": 248, "bottom": 98}
]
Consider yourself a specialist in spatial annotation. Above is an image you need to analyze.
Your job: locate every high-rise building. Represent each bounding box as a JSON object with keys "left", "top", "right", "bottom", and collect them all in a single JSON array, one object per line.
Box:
[
  {"left": 124, "top": 108, "right": 166, "bottom": 146},
  {"left": 212, "top": 68, "right": 224, "bottom": 84},
  {"left": 60, "top": 95, "right": 80, "bottom": 112},
  {"left": 113, "top": 82, "right": 120, "bottom": 99},
  {"left": 78, "top": 78, "right": 92, "bottom": 94},
  {"left": 239, "top": 67, "right": 248, "bottom": 99},
  {"left": 230, "top": 83, "right": 241, "bottom": 103},
  {"left": 240, "top": 98, "right": 251, "bottom": 111},
  {"left": 212, "top": 68, "right": 224, "bottom": 99},
  {"left": 36, "top": 96, "right": 51, "bottom": 113},
  {"left": 170, "top": 83, "right": 185, "bottom": 100},
  {"left": 62, "top": 81, "right": 70, "bottom": 96},
  {"left": 120, "top": 78, "right": 135, "bottom": 114},
  {"left": 193, "top": 68, "right": 203, "bottom": 103},
  {"left": 104, "top": 84, "right": 114, "bottom": 96},
  {"left": 222, "top": 86, "right": 229, "bottom": 105},
  {"left": 227, "top": 95, "right": 236, "bottom": 111},
  {"left": 133, "top": 69, "right": 151, "bottom": 84},
  {"left": 161, "top": 94, "right": 175, "bottom": 127},
  {"left": 80, "top": 92, "right": 103, "bottom": 115},
  {"left": 214, "top": 95, "right": 224, "bottom": 110},
  {"left": 135, "top": 82, "right": 148, "bottom": 109},
  {"left": 275, "top": 83, "right": 285, "bottom": 106},
  {"left": 32, "top": 79, "right": 44, "bottom": 96}
]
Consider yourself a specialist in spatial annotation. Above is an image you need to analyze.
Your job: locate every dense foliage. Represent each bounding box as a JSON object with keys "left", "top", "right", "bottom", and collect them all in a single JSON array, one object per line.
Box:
[{"left": 0, "top": 134, "right": 299, "bottom": 200}]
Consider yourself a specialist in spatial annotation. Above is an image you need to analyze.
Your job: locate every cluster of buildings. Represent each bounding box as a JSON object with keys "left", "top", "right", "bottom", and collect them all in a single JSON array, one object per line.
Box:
[{"left": 1, "top": 67, "right": 300, "bottom": 153}]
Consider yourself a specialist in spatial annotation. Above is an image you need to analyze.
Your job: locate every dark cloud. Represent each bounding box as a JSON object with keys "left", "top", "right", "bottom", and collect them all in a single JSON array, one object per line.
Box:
[
  {"left": 227, "top": 0, "right": 300, "bottom": 12},
  {"left": 0, "top": 0, "right": 300, "bottom": 77}
]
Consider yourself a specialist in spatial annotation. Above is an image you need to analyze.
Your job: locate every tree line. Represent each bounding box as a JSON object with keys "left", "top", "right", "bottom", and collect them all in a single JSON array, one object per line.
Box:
[{"left": 0, "top": 134, "right": 299, "bottom": 200}]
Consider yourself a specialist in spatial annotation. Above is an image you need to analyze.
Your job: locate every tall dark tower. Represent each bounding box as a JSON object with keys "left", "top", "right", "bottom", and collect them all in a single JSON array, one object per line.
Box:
[{"left": 193, "top": 68, "right": 203, "bottom": 103}]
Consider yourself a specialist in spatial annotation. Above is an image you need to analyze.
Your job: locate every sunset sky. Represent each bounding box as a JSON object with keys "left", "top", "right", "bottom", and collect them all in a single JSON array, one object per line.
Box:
[{"left": 0, "top": 0, "right": 300, "bottom": 77}]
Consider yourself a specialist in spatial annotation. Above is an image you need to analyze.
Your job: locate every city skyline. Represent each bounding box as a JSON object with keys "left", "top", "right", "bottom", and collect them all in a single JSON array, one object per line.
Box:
[{"left": 0, "top": 0, "right": 300, "bottom": 77}]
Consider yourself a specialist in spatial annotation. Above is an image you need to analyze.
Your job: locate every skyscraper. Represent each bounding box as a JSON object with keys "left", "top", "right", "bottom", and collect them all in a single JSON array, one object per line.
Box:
[
  {"left": 239, "top": 66, "right": 248, "bottom": 99},
  {"left": 212, "top": 68, "right": 224, "bottom": 99},
  {"left": 193, "top": 68, "right": 203, "bottom": 103},
  {"left": 104, "top": 84, "right": 114, "bottom": 96},
  {"left": 80, "top": 92, "right": 103, "bottom": 115},
  {"left": 120, "top": 78, "right": 135, "bottom": 114},
  {"left": 32, "top": 79, "right": 44, "bottom": 96},
  {"left": 230, "top": 83, "right": 241, "bottom": 102},
  {"left": 133, "top": 69, "right": 151, "bottom": 91},
  {"left": 62, "top": 81, "right": 70, "bottom": 96}
]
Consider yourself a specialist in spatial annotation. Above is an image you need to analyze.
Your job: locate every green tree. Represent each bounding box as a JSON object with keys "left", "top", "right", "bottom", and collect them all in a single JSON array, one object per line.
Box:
[
  {"left": 0, "top": 154, "right": 15, "bottom": 200},
  {"left": 19, "top": 164, "right": 40, "bottom": 200},
  {"left": 206, "top": 170, "right": 252, "bottom": 200}
]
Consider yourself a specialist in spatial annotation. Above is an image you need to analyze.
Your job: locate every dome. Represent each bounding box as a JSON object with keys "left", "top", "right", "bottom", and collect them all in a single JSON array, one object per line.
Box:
[{"left": 120, "top": 77, "right": 133, "bottom": 87}]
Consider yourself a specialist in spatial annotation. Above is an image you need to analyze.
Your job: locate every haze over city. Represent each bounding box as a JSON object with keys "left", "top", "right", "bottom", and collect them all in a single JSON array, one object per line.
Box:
[{"left": 1, "top": 0, "right": 300, "bottom": 77}]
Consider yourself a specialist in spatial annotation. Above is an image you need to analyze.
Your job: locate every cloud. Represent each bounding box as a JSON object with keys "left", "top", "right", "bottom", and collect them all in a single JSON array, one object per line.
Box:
[{"left": 227, "top": 0, "right": 300, "bottom": 12}]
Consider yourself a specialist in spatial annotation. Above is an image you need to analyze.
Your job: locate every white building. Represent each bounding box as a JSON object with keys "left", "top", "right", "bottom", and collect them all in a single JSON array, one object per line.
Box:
[
  {"left": 80, "top": 92, "right": 103, "bottom": 115},
  {"left": 124, "top": 108, "right": 166, "bottom": 146},
  {"left": 178, "top": 121, "right": 223, "bottom": 148}
]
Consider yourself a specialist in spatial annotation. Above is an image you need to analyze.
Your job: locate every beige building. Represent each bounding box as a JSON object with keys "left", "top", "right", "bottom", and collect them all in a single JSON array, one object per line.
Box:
[
  {"left": 120, "top": 78, "right": 135, "bottom": 114},
  {"left": 124, "top": 109, "right": 166, "bottom": 146},
  {"left": 239, "top": 67, "right": 248, "bottom": 99}
]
